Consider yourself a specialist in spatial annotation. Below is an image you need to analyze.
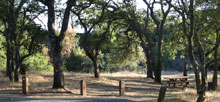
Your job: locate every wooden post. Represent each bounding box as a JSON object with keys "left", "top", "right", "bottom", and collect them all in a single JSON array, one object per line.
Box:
[
  {"left": 119, "top": 80, "right": 125, "bottom": 96},
  {"left": 80, "top": 80, "right": 86, "bottom": 96},
  {"left": 22, "top": 76, "right": 28, "bottom": 94},
  {"left": 158, "top": 86, "right": 167, "bottom": 102}
]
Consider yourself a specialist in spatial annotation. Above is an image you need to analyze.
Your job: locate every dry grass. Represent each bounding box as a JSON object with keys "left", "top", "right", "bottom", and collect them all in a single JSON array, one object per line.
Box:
[
  {"left": 167, "top": 72, "right": 220, "bottom": 102},
  {"left": 0, "top": 71, "right": 220, "bottom": 102}
]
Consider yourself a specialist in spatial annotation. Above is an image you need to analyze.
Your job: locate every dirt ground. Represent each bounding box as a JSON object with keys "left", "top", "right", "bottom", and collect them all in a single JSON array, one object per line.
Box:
[{"left": 0, "top": 71, "right": 219, "bottom": 102}]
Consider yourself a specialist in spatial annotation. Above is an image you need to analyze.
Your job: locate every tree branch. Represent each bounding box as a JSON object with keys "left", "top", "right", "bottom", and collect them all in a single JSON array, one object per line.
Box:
[
  {"left": 58, "top": 0, "right": 76, "bottom": 42},
  {"left": 143, "top": 0, "right": 160, "bottom": 25}
]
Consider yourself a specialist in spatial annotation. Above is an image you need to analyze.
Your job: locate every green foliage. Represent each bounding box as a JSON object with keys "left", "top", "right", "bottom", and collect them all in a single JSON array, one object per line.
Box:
[
  {"left": 65, "top": 52, "right": 94, "bottom": 73},
  {"left": 1, "top": 0, "right": 219, "bottom": 74},
  {"left": 109, "top": 32, "right": 140, "bottom": 65},
  {"left": 23, "top": 52, "right": 53, "bottom": 72},
  {"left": 162, "top": 47, "right": 172, "bottom": 70},
  {"left": 0, "top": 35, "right": 6, "bottom": 70}
]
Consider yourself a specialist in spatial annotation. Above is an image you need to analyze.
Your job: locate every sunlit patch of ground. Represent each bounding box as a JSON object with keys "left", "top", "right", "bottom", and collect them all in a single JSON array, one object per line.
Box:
[{"left": 0, "top": 71, "right": 220, "bottom": 102}]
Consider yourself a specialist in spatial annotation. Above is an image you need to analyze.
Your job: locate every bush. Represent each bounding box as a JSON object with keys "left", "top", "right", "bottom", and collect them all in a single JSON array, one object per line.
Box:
[
  {"left": 0, "top": 35, "right": 6, "bottom": 70},
  {"left": 65, "top": 52, "right": 94, "bottom": 73},
  {"left": 23, "top": 53, "right": 53, "bottom": 72}
]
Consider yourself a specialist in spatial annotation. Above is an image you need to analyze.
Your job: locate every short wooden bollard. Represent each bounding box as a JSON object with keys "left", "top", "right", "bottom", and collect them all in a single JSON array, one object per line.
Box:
[
  {"left": 80, "top": 80, "right": 86, "bottom": 96},
  {"left": 158, "top": 86, "right": 167, "bottom": 102},
  {"left": 119, "top": 80, "right": 125, "bottom": 96},
  {"left": 22, "top": 76, "right": 28, "bottom": 94}
]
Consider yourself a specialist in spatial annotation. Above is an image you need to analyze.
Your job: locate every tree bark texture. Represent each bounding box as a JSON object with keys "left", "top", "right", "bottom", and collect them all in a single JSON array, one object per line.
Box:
[
  {"left": 53, "top": 39, "right": 65, "bottom": 88},
  {"left": 212, "top": 28, "right": 219, "bottom": 90},
  {"left": 183, "top": 49, "right": 188, "bottom": 76},
  {"left": 6, "top": 39, "right": 13, "bottom": 81},
  {"left": 14, "top": 42, "right": 20, "bottom": 82},
  {"left": 155, "top": 27, "right": 163, "bottom": 83},
  {"left": 140, "top": 38, "right": 153, "bottom": 78},
  {"left": 92, "top": 57, "right": 100, "bottom": 78},
  {"left": 194, "top": 34, "right": 207, "bottom": 102}
]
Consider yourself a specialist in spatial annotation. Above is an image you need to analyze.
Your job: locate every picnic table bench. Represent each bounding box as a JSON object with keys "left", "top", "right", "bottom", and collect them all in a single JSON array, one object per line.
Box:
[{"left": 164, "top": 76, "right": 190, "bottom": 88}]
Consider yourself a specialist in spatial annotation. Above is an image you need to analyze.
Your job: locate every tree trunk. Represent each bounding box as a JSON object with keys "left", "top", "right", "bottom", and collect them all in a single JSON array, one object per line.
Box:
[
  {"left": 155, "top": 27, "right": 163, "bottom": 83},
  {"left": 92, "top": 57, "right": 100, "bottom": 78},
  {"left": 52, "top": 39, "right": 64, "bottom": 89},
  {"left": 146, "top": 53, "right": 154, "bottom": 79},
  {"left": 187, "top": 10, "right": 201, "bottom": 96},
  {"left": 46, "top": 0, "right": 65, "bottom": 89},
  {"left": 6, "top": 40, "right": 13, "bottom": 81},
  {"left": 128, "top": 13, "right": 155, "bottom": 79},
  {"left": 188, "top": 37, "right": 201, "bottom": 94},
  {"left": 183, "top": 49, "right": 188, "bottom": 76},
  {"left": 139, "top": 38, "right": 153, "bottom": 78},
  {"left": 14, "top": 43, "right": 20, "bottom": 82},
  {"left": 183, "top": 59, "right": 188, "bottom": 76},
  {"left": 188, "top": 0, "right": 205, "bottom": 101},
  {"left": 14, "top": 69, "right": 19, "bottom": 82},
  {"left": 43, "top": 0, "right": 75, "bottom": 89},
  {"left": 148, "top": 43, "right": 156, "bottom": 79},
  {"left": 212, "top": 40, "right": 219, "bottom": 90},
  {"left": 212, "top": 27, "right": 219, "bottom": 90}
]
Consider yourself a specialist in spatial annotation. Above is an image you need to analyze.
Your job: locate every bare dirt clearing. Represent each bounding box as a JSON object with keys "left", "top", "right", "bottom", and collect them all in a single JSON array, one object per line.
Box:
[{"left": 0, "top": 71, "right": 219, "bottom": 102}]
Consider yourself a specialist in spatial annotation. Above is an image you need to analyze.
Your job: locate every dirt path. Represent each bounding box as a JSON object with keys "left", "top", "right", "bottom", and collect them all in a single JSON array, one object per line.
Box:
[
  {"left": 0, "top": 94, "right": 136, "bottom": 102},
  {"left": 0, "top": 71, "right": 197, "bottom": 102}
]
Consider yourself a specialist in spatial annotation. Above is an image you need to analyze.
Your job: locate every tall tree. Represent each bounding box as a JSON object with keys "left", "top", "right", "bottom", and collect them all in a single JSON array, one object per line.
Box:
[
  {"left": 200, "top": 0, "right": 220, "bottom": 91},
  {"left": 72, "top": 0, "right": 117, "bottom": 78},
  {"left": 0, "top": 0, "right": 29, "bottom": 81},
  {"left": 121, "top": 0, "right": 155, "bottom": 79},
  {"left": 0, "top": 0, "right": 46, "bottom": 82},
  {"left": 166, "top": 0, "right": 218, "bottom": 101},
  {"left": 38, "top": 0, "right": 76, "bottom": 88},
  {"left": 143, "top": 0, "right": 172, "bottom": 83}
]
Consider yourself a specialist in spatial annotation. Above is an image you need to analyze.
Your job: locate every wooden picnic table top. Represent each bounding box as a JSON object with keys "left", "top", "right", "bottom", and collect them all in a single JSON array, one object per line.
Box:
[{"left": 163, "top": 76, "right": 190, "bottom": 80}]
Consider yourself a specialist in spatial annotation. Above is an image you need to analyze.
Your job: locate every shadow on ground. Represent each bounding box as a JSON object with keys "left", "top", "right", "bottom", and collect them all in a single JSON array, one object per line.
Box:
[{"left": 0, "top": 94, "right": 135, "bottom": 102}]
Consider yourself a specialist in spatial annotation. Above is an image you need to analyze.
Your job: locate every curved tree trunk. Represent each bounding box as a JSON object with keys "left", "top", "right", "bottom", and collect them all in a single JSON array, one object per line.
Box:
[
  {"left": 188, "top": 37, "right": 201, "bottom": 94},
  {"left": 92, "top": 57, "right": 100, "bottom": 78},
  {"left": 140, "top": 37, "right": 153, "bottom": 79},
  {"left": 128, "top": 18, "right": 155, "bottom": 79}
]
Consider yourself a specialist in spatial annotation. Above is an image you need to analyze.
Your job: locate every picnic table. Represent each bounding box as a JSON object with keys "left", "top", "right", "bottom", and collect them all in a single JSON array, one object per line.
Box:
[{"left": 163, "top": 76, "right": 190, "bottom": 88}]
